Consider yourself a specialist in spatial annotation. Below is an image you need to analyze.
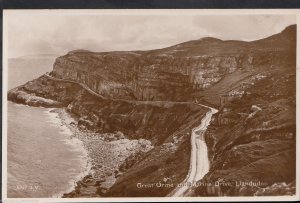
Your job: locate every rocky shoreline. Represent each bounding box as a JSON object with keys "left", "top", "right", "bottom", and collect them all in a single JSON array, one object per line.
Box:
[{"left": 51, "top": 108, "right": 154, "bottom": 197}]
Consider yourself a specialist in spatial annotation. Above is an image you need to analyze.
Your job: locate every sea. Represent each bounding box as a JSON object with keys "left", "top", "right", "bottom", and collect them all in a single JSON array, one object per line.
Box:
[{"left": 6, "top": 57, "right": 89, "bottom": 198}]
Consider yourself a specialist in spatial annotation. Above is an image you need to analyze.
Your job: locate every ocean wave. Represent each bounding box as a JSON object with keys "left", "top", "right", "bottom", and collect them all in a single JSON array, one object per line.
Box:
[{"left": 43, "top": 108, "right": 92, "bottom": 198}]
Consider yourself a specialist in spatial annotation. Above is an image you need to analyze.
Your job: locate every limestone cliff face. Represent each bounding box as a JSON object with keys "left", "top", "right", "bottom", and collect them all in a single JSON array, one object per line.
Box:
[{"left": 52, "top": 51, "right": 256, "bottom": 101}]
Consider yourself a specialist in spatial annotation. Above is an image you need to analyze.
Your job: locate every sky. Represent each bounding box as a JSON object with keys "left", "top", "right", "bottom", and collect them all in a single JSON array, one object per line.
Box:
[{"left": 4, "top": 11, "right": 296, "bottom": 58}]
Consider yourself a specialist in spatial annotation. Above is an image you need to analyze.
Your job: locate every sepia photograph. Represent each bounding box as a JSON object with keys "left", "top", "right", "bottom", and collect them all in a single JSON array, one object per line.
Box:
[{"left": 2, "top": 9, "right": 299, "bottom": 202}]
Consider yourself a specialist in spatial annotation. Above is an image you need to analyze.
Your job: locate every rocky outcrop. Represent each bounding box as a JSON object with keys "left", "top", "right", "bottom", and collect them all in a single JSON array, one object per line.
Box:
[
  {"left": 8, "top": 75, "right": 83, "bottom": 107},
  {"left": 8, "top": 89, "right": 63, "bottom": 107}
]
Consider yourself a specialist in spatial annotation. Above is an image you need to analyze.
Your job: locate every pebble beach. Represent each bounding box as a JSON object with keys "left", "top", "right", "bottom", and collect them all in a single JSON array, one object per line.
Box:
[{"left": 52, "top": 108, "right": 153, "bottom": 197}]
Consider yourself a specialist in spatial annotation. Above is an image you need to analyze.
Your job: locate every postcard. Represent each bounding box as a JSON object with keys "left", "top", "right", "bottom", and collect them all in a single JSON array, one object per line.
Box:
[{"left": 2, "top": 9, "right": 299, "bottom": 202}]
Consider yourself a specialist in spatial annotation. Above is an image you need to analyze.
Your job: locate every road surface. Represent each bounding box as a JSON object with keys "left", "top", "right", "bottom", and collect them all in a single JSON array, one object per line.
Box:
[{"left": 169, "top": 104, "right": 218, "bottom": 197}]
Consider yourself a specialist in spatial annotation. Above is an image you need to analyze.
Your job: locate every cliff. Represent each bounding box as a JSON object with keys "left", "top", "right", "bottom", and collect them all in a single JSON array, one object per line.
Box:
[
  {"left": 50, "top": 25, "right": 295, "bottom": 103},
  {"left": 52, "top": 52, "right": 245, "bottom": 101},
  {"left": 7, "top": 25, "right": 296, "bottom": 197}
]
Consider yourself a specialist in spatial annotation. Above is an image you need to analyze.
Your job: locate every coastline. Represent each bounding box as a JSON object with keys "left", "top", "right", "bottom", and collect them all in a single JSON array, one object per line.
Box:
[
  {"left": 7, "top": 102, "right": 93, "bottom": 198},
  {"left": 49, "top": 107, "right": 154, "bottom": 197},
  {"left": 45, "top": 108, "right": 92, "bottom": 198}
]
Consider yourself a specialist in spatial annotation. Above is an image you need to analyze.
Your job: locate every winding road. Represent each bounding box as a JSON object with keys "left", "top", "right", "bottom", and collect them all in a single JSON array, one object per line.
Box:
[{"left": 169, "top": 104, "right": 218, "bottom": 197}]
